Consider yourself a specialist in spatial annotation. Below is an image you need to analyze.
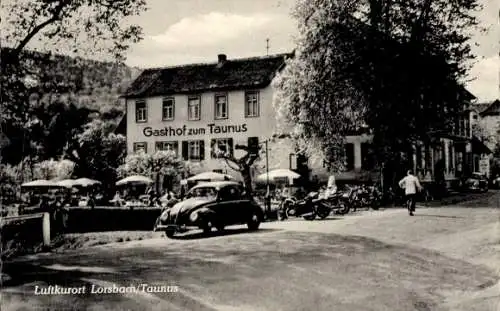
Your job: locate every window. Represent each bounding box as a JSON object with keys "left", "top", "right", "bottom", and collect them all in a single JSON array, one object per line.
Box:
[
  {"left": 155, "top": 141, "right": 179, "bottom": 155},
  {"left": 133, "top": 142, "right": 147, "bottom": 153},
  {"left": 211, "top": 138, "right": 234, "bottom": 158},
  {"left": 344, "top": 143, "right": 355, "bottom": 170},
  {"left": 182, "top": 140, "right": 205, "bottom": 161},
  {"left": 245, "top": 91, "right": 259, "bottom": 117},
  {"left": 214, "top": 94, "right": 228, "bottom": 119},
  {"left": 135, "top": 100, "right": 147, "bottom": 123},
  {"left": 162, "top": 97, "right": 175, "bottom": 120},
  {"left": 188, "top": 96, "right": 201, "bottom": 120}
]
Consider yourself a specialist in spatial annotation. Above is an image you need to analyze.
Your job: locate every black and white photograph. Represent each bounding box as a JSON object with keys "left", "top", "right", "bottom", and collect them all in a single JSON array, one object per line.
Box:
[{"left": 0, "top": 0, "right": 499, "bottom": 310}]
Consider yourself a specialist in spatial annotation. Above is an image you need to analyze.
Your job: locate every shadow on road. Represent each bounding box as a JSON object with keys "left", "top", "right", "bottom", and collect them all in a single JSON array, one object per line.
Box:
[
  {"left": 171, "top": 228, "right": 282, "bottom": 240},
  {"left": 310, "top": 217, "right": 343, "bottom": 222},
  {"left": 414, "top": 214, "right": 464, "bottom": 219},
  {"left": 1, "top": 261, "right": 106, "bottom": 288}
]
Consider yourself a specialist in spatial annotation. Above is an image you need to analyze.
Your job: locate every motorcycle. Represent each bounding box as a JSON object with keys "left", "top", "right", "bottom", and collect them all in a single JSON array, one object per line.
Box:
[
  {"left": 350, "top": 185, "right": 382, "bottom": 212},
  {"left": 324, "top": 188, "right": 354, "bottom": 215},
  {"left": 279, "top": 192, "right": 325, "bottom": 221}
]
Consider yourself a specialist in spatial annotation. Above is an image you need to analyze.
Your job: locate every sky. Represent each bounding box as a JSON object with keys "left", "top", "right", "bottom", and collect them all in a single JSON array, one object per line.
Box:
[{"left": 123, "top": 0, "right": 498, "bottom": 103}]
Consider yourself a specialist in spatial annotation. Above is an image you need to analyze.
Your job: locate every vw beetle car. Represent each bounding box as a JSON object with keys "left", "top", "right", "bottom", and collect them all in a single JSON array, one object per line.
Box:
[{"left": 155, "top": 181, "right": 264, "bottom": 238}]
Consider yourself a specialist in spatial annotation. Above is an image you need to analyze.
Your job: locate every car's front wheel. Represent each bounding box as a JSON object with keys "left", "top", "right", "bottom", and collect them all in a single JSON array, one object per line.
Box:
[
  {"left": 165, "top": 229, "right": 175, "bottom": 238},
  {"left": 247, "top": 212, "right": 261, "bottom": 231},
  {"left": 202, "top": 220, "right": 213, "bottom": 234},
  {"left": 216, "top": 225, "right": 225, "bottom": 232}
]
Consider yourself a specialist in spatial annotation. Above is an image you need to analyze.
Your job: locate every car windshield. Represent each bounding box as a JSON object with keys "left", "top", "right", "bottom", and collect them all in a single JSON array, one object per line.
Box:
[{"left": 188, "top": 187, "right": 217, "bottom": 199}]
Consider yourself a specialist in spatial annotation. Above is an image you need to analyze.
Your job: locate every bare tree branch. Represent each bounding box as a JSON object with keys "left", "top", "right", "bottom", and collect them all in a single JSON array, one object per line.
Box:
[
  {"left": 12, "top": 1, "right": 68, "bottom": 59},
  {"left": 224, "top": 158, "right": 242, "bottom": 172}
]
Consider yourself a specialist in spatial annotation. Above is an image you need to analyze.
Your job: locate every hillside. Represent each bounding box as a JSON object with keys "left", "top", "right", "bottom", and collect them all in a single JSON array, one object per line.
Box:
[{"left": 2, "top": 47, "right": 142, "bottom": 114}]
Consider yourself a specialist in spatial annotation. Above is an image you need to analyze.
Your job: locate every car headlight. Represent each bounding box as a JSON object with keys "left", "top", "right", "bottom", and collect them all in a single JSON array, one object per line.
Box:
[
  {"left": 189, "top": 212, "right": 199, "bottom": 222},
  {"left": 160, "top": 210, "right": 170, "bottom": 222}
]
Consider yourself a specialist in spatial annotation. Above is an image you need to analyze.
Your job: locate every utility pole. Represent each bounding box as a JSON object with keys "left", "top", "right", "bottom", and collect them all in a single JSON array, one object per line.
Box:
[
  {"left": 266, "top": 38, "right": 270, "bottom": 56},
  {"left": 265, "top": 140, "right": 270, "bottom": 213}
]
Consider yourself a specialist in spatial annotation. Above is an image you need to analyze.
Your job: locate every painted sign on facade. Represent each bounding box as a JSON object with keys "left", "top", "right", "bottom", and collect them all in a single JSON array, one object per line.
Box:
[{"left": 143, "top": 124, "right": 248, "bottom": 137}]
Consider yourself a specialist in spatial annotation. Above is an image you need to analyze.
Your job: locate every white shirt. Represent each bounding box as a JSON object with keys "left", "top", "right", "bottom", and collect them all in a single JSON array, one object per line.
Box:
[{"left": 399, "top": 175, "right": 422, "bottom": 195}]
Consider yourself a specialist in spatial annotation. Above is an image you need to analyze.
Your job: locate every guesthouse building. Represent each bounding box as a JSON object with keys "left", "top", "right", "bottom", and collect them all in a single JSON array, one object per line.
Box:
[
  {"left": 121, "top": 53, "right": 303, "bottom": 179},
  {"left": 120, "top": 53, "right": 490, "bottom": 190}
]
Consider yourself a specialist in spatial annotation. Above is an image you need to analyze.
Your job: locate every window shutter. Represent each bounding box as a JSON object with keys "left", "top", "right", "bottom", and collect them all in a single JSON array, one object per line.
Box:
[
  {"left": 228, "top": 138, "right": 234, "bottom": 156},
  {"left": 199, "top": 140, "right": 205, "bottom": 161},
  {"left": 173, "top": 141, "right": 179, "bottom": 156},
  {"left": 361, "top": 143, "right": 373, "bottom": 170},
  {"left": 172, "top": 98, "right": 175, "bottom": 120},
  {"left": 345, "top": 143, "right": 354, "bottom": 170},
  {"left": 210, "top": 139, "right": 217, "bottom": 158},
  {"left": 182, "top": 141, "right": 188, "bottom": 160}
]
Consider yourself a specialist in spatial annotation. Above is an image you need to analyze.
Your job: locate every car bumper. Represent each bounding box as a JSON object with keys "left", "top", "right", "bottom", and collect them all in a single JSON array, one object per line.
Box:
[{"left": 155, "top": 224, "right": 193, "bottom": 233}]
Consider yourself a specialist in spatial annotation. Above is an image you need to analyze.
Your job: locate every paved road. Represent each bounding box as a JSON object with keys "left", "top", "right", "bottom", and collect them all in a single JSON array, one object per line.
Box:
[{"left": 2, "top": 199, "right": 499, "bottom": 311}]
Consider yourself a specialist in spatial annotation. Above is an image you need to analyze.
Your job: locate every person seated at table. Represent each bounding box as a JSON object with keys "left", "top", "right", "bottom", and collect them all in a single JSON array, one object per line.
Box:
[
  {"left": 110, "top": 191, "right": 125, "bottom": 207},
  {"left": 324, "top": 184, "right": 337, "bottom": 199},
  {"left": 38, "top": 195, "right": 50, "bottom": 213}
]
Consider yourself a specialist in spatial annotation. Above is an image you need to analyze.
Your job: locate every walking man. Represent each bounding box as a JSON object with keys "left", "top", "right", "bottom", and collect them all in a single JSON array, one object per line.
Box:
[{"left": 398, "top": 170, "right": 422, "bottom": 216}]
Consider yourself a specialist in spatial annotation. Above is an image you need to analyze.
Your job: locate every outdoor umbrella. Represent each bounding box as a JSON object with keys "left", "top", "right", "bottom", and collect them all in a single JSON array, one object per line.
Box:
[
  {"left": 187, "top": 172, "right": 234, "bottom": 182},
  {"left": 116, "top": 175, "right": 153, "bottom": 186},
  {"left": 21, "top": 179, "right": 59, "bottom": 188},
  {"left": 255, "top": 169, "right": 301, "bottom": 185},
  {"left": 74, "top": 178, "right": 101, "bottom": 187},
  {"left": 57, "top": 179, "right": 78, "bottom": 188}
]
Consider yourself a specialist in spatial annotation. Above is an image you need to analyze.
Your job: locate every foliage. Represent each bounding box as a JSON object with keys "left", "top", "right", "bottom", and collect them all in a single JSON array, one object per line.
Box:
[
  {"left": 472, "top": 123, "right": 491, "bottom": 145},
  {"left": 117, "top": 151, "right": 186, "bottom": 179},
  {"left": 0, "top": 158, "right": 74, "bottom": 202},
  {"left": 274, "top": 0, "right": 482, "bottom": 176},
  {"left": 0, "top": 0, "right": 145, "bottom": 167},
  {"left": 65, "top": 119, "right": 126, "bottom": 189},
  {"left": 32, "top": 159, "right": 75, "bottom": 180},
  {"left": 1, "top": 0, "right": 146, "bottom": 63}
]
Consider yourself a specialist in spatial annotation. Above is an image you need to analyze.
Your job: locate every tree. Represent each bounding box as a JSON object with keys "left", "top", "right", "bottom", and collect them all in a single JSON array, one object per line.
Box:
[
  {"left": 32, "top": 159, "right": 74, "bottom": 180},
  {"left": 1, "top": 0, "right": 146, "bottom": 64},
  {"left": 65, "top": 119, "right": 126, "bottom": 191},
  {"left": 274, "top": 0, "right": 482, "bottom": 188},
  {"left": 117, "top": 151, "right": 185, "bottom": 179},
  {"left": 213, "top": 144, "right": 260, "bottom": 195},
  {"left": 273, "top": 2, "right": 371, "bottom": 172},
  {"left": 117, "top": 151, "right": 188, "bottom": 192},
  {"left": 0, "top": 0, "right": 146, "bottom": 166}
]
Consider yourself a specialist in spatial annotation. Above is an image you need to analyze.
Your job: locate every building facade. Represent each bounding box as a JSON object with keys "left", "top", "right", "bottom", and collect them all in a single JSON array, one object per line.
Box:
[
  {"left": 123, "top": 54, "right": 288, "bottom": 179},
  {"left": 121, "top": 53, "right": 490, "bottom": 187},
  {"left": 475, "top": 99, "right": 500, "bottom": 151}
]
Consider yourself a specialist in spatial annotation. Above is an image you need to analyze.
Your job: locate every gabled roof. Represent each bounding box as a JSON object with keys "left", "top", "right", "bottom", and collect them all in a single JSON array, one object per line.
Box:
[
  {"left": 123, "top": 53, "right": 292, "bottom": 99},
  {"left": 479, "top": 99, "right": 500, "bottom": 116},
  {"left": 471, "top": 103, "right": 490, "bottom": 113}
]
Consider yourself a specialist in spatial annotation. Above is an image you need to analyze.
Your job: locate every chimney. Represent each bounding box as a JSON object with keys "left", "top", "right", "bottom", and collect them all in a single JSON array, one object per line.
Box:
[{"left": 217, "top": 54, "right": 227, "bottom": 67}]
